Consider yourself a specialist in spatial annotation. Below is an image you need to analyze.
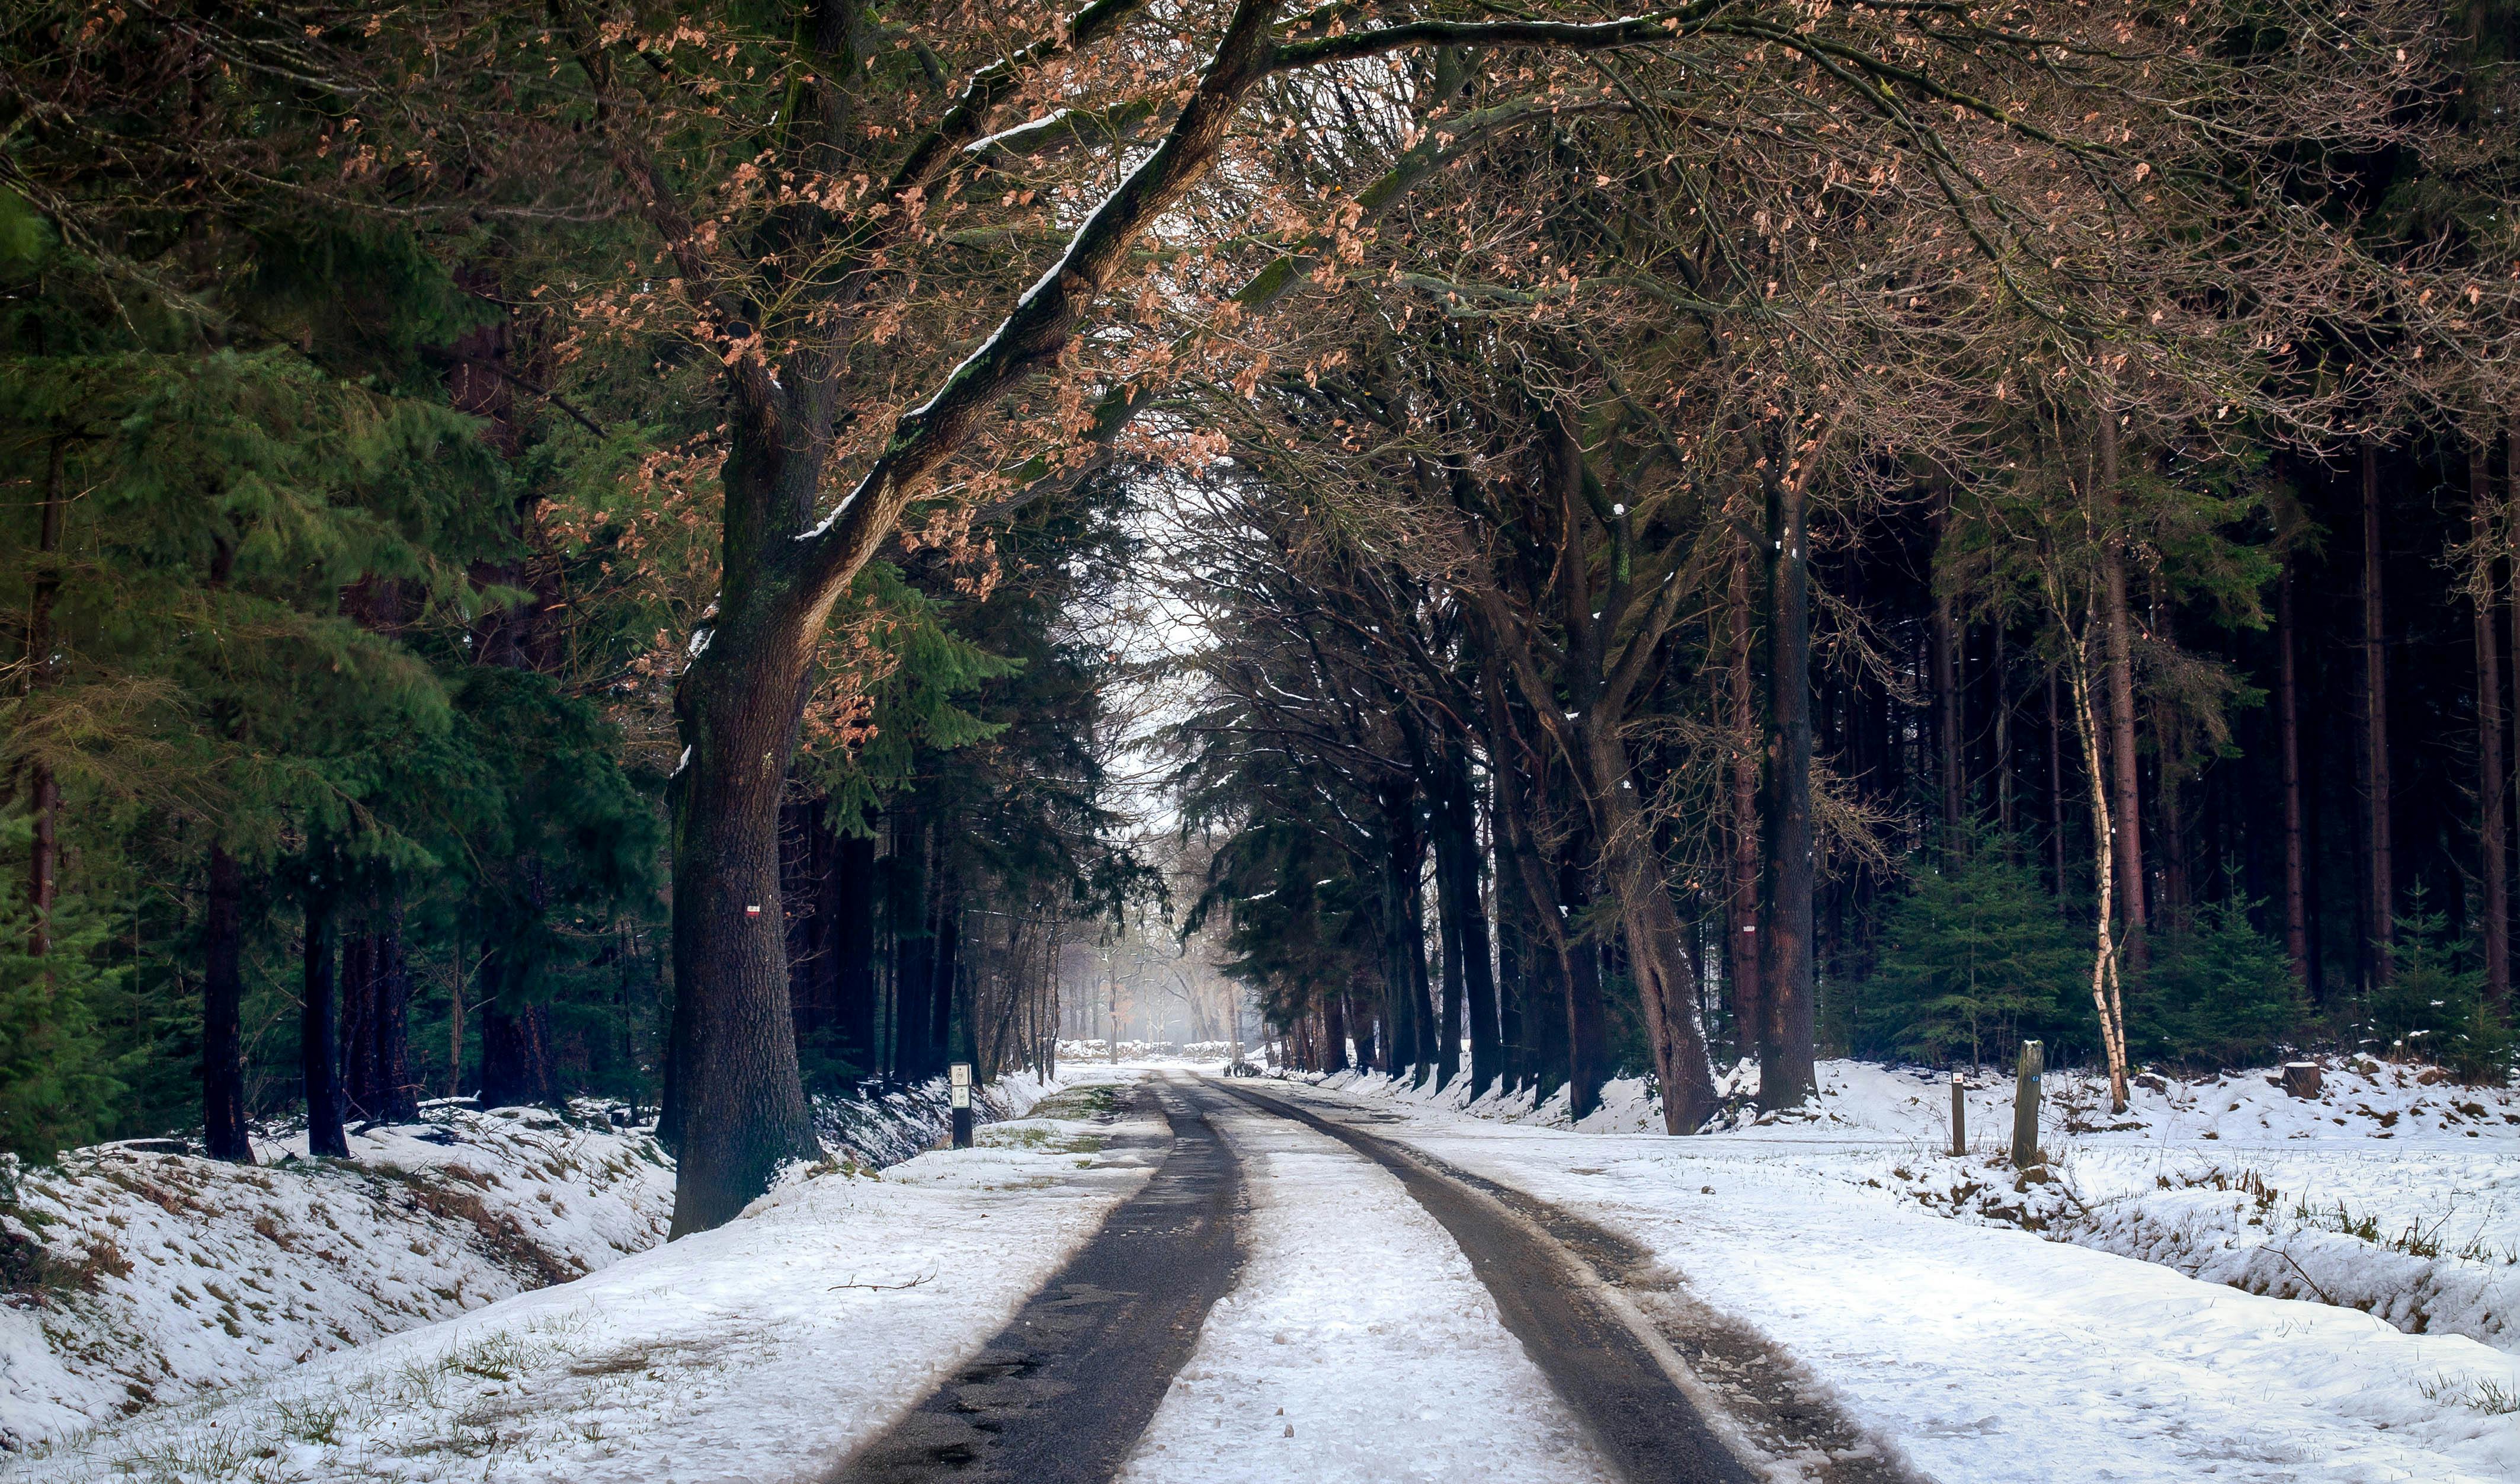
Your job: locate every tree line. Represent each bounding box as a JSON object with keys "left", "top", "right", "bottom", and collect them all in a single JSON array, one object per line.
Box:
[{"left": 2, "top": 0, "right": 2512, "bottom": 1232}]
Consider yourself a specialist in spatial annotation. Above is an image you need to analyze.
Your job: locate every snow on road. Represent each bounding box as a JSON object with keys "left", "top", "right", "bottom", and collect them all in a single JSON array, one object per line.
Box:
[
  {"left": 1281, "top": 1073, "right": 2520, "bottom": 1484},
  {"left": 1120, "top": 1086, "right": 1619, "bottom": 1484},
  {"left": 6, "top": 1074, "right": 1156, "bottom": 1484}
]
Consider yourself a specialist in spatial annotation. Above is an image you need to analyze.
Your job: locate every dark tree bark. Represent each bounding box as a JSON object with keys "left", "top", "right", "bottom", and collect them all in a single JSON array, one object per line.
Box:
[
  {"left": 1431, "top": 753, "right": 1499, "bottom": 1095},
  {"left": 1931, "top": 490, "right": 1964, "bottom": 831},
  {"left": 300, "top": 882, "right": 348, "bottom": 1157},
  {"left": 201, "top": 844, "right": 253, "bottom": 1163},
  {"left": 478, "top": 991, "right": 558, "bottom": 1109},
  {"left": 1725, "top": 524, "right": 1763, "bottom": 1064},
  {"left": 342, "top": 914, "right": 415, "bottom": 1123},
  {"left": 928, "top": 879, "right": 961, "bottom": 1072},
  {"left": 833, "top": 825, "right": 880, "bottom": 1080},
  {"left": 1757, "top": 449, "right": 1818, "bottom": 1111},
  {"left": 2360, "top": 441, "right": 2395, "bottom": 979},
  {"left": 1493, "top": 852, "right": 1529, "bottom": 1094},
  {"left": 1993, "top": 624, "right": 2015, "bottom": 835},
  {"left": 2098, "top": 407, "right": 2147, "bottom": 967},
  {"left": 1485, "top": 679, "right": 1571, "bottom": 1101},
  {"left": 1376, "top": 781, "right": 1430, "bottom": 1083},
  {"left": 1558, "top": 823, "right": 1610, "bottom": 1120},
  {"left": 888, "top": 807, "right": 938, "bottom": 1082},
  {"left": 1407, "top": 869, "right": 1438, "bottom": 1076},
  {"left": 2048, "top": 667, "right": 2069, "bottom": 897},
  {"left": 1323, "top": 991, "right": 1350, "bottom": 1073},
  {"left": 2475, "top": 442, "right": 2509, "bottom": 1008},
  {"left": 782, "top": 798, "right": 838, "bottom": 1047},
  {"left": 2276, "top": 561, "right": 2311, "bottom": 985},
  {"left": 1435, "top": 845, "right": 1465, "bottom": 1089}
]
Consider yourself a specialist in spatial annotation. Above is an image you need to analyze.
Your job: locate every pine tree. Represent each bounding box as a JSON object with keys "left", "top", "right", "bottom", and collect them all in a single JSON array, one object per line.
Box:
[{"left": 1861, "top": 837, "right": 2092, "bottom": 1069}]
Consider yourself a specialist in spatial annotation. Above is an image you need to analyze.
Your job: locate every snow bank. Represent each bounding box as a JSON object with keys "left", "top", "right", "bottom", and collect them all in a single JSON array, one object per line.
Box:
[
  {"left": 1268, "top": 1072, "right": 2520, "bottom": 1482},
  {"left": 0, "top": 1074, "right": 1059, "bottom": 1452},
  {"left": 8, "top": 1072, "right": 1157, "bottom": 1484},
  {"left": 814, "top": 1070, "right": 1057, "bottom": 1169},
  {"left": 0, "top": 1102, "right": 673, "bottom": 1451},
  {"left": 1320, "top": 1055, "right": 2520, "bottom": 1355}
]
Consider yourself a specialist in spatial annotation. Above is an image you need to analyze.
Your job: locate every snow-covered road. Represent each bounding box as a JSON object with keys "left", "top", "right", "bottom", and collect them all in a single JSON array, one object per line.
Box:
[
  {"left": 12, "top": 1062, "right": 2515, "bottom": 1484},
  {"left": 1272, "top": 1073, "right": 2520, "bottom": 1484},
  {"left": 1120, "top": 1082, "right": 1623, "bottom": 1484}
]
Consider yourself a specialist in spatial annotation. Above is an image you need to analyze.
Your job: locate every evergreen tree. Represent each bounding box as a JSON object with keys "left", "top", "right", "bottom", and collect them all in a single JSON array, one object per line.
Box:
[{"left": 1861, "top": 838, "right": 2092, "bottom": 1068}]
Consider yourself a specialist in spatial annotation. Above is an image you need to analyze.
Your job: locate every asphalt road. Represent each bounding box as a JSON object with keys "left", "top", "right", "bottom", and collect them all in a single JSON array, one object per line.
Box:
[{"left": 829, "top": 1077, "right": 1245, "bottom": 1484}]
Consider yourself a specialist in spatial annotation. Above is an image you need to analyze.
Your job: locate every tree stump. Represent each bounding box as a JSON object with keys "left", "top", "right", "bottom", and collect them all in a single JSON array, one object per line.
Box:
[{"left": 2280, "top": 1062, "right": 2322, "bottom": 1099}]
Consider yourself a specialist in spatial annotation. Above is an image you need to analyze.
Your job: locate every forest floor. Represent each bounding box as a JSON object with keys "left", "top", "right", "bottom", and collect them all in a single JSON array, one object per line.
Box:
[{"left": 5, "top": 1057, "right": 2515, "bottom": 1483}]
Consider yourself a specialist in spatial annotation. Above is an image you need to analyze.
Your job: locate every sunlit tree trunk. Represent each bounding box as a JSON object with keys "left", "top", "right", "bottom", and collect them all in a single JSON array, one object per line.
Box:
[
  {"left": 2059, "top": 606, "right": 2131, "bottom": 1112},
  {"left": 2098, "top": 405, "right": 2147, "bottom": 968}
]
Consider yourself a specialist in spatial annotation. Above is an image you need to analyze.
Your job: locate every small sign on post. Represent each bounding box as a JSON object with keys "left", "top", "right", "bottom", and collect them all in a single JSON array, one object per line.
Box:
[
  {"left": 1949, "top": 1070, "right": 1967, "bottom": 1157},
  {"left": 949, "top": 1062, "right": 974, "bottom": 1150},
  {"left": 2012, "top": 1040, "right": 2044, "bottom": 1170}
]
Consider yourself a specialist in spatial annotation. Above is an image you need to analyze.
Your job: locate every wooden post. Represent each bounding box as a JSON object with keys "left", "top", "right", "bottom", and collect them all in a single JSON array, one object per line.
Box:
[
  {"left": 949, "top": 1062, "right": 974, "bottom": 1149},
  {"left": 1950, "top": 1071, "right": 1967, "bottom": 1156},
  {"left": 2012, "top": 1041, "right": 2044, "bottom": 1168}
]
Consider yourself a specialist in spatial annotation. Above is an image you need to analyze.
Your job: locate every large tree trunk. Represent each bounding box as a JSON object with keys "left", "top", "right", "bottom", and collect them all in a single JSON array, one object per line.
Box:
[
  {"left": 1584, "top": 724, "right": 1718, "bottom": 1132},
  {"left": 1487, "top": 699, "right": 1573, "bottom": 1102},
  {"left": 478, "top": 992, "right": 558, "bottom": 1109},
  {"left": 201, "top": 844, "right": 253, "bottom": 1163},
  {"left": 929, "top": 877, "right": 962, "bottom": 1072},
  {"left": 782, "top": 799, "right": 837, "bottom": 1053},
  {"left": 2359, "top": 441, "right": 2395, "bottom": 980},
  {"left": 886, "top": 805, "right": 936, "bottom": 1083},
  {"left": 2063, "top": 624, "right": 2132, "bottom": 1112},
  {"left": 1725, "top": 527, "right": 1763, "bottom": 1068},
  {"left": 2098, "top": 407, "right": 2147, "bottom": 967},
  {"left": 1493, "top": 865, "right": 1528, "bottom": 1095},
  {"left": 341, "top": 906, "right": 418, "bottom": 1125},
  {"left": 1434, "top": 850, "right": 1465, "bottom": 1090},
  {"left": 1758, "top": 460, "right": 1818, "bottom": 1111},
  {"left": 1407, "top": 871, "right": 1439, "bottom": 1076},
  {"left": 1432, "top": 756, "right": 1500, "bottom": 1096},
  {"left": 1557, "top": 831, "right": 1610, "bottom": 1120},
  {"left": 2475, "top": 442, "right": 2509, "bottom": 1007},
  {"left": 648, "top": 0, "right": 1298, "bottom": 1233},
  {"left": 1931, "top": 491, "right": 1964, "bottom": 831},
  {"left": 300, "top": 884, "right": 348, "bottom": 1158},
  {"left": 832, "top": 824, "right": 879, "bottom": 1082},
  {"left": 2277, "top": 561, "right": 2311, "bottom": 986},
  {"left": 1993, "top": 624, "right": 2015, "bottom": 835}
]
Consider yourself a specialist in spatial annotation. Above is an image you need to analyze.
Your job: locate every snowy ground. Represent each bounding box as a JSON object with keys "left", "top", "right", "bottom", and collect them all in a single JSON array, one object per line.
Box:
[
  {"left": 13, "top": 1057, "right": 2515, "bottom": 1483},
  {"left": 1304, "top": 1056, "right": 2520, "bottom": 1482},
  {"left": 1119, "top": 1088, "right": 1618, "bottom": 1484},
  {"left": 4, "top": 1071, "right": 1128, "bottom": 1483},
  {"left": 0, "top": 1102, "right": 675, "bottom": 1451},
  {"left": 0, "top": 1077, "right": 1045, "bottom": 1456}
]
